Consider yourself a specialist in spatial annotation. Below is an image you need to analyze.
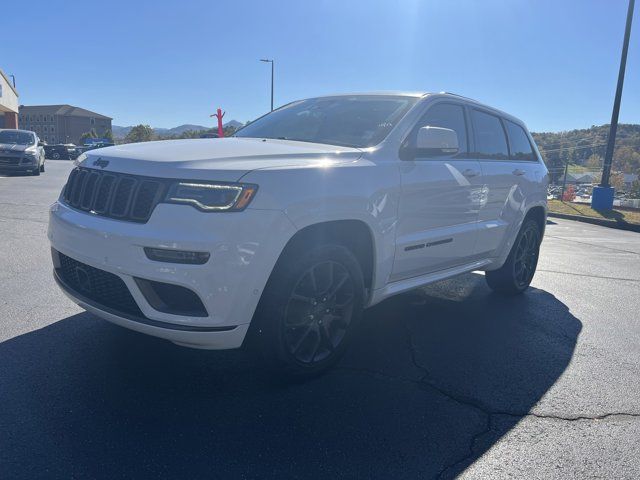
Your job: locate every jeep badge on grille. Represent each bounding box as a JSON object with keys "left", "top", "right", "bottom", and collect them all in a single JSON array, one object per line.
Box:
[{"left": 93, "top": 158, "right": 109, "bottom": 169}]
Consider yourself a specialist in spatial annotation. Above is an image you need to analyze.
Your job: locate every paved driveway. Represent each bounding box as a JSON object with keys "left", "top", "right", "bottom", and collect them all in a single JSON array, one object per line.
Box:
[{"left": 1, "top": 162, "right": 639, "bottom": 478}]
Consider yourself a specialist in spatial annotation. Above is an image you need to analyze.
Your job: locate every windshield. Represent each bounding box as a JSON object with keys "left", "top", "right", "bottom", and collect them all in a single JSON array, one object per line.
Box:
[
  {"left": 0, "top": 130, "right": 35, "bottom": 146},
  {"left": 234, "top": 95, "right": 418, "bottom": 148}
]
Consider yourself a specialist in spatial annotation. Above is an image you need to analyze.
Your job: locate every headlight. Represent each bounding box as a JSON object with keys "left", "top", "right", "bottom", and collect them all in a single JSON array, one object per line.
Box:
[
  {"left": 165, "top": 181, "right": 258, "bottom": 212},
  {"left": 74, "top": 153, "right": 87, "bottom": 166}
]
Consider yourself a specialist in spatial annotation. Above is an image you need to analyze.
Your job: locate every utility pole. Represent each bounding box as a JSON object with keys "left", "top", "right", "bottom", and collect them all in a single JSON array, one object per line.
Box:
[
  {"left": 561, "top": 160, "right": 569, "bottom": 201},
  {"left": 260, "top": 59, "right": 274, "bottom": 111},
  {"left": 592, "top": 0, "right": 635, "bottom": 210}
]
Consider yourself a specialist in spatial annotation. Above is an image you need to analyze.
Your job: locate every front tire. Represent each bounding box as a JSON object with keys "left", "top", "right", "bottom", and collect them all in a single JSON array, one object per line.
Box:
[
  {"left": 485, "top": 219, "right": 541, "bottom": 295},
  {"left": 249, "top": 244, "right": 365, "bottom": 379}
]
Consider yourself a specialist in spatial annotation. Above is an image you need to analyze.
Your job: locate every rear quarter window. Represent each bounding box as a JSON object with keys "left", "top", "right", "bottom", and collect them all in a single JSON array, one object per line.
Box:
[
  {"left": 505, "top": 120, "right": 536, "bottom": 161},
  {"left": 470, "top": 109, "right": 509, "bottom": 160}
]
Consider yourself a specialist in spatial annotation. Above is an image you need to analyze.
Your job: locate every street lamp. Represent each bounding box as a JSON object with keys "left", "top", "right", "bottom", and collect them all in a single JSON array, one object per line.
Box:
[
  {"left": 592, "top": 0, "right": 635, "bottom": 210},
  {"left": 260, "top": 59, "right": 274, "bottom": 111}
]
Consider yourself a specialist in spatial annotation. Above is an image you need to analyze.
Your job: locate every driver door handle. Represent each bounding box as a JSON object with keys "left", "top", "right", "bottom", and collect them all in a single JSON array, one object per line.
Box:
[
  {"left": 462, "top": 169, "right": 480, "bottom": 177},
  {"left": 512, "top": 169, "right": 526, "bottom": 176}
]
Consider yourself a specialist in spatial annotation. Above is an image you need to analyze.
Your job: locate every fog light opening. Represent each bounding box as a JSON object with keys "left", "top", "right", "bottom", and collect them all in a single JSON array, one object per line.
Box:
[{"left": 144, "top": 247, "right": 210, "bottom": 265}]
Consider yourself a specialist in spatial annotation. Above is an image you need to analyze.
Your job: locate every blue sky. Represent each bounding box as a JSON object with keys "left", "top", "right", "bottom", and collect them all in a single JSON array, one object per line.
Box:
[{"left": 3, "top": 0, "right": 638, "bottom": 132}]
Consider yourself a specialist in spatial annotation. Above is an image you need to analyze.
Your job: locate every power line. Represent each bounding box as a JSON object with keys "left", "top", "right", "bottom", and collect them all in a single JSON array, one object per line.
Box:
[
  {"left": 539, "top": 142, "right": 608, "bottom": 154},
  {"left": 539, "top": 141, "right": 640, "bottom": 154}
]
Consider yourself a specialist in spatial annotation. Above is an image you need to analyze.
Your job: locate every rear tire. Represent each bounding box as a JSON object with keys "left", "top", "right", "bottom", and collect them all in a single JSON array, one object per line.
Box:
[
  {"left": 248, "top": 244, "right": 365, "bottom": 379},
  {"left": 485, "top": 219, "right": 541, "bottom": 295}
]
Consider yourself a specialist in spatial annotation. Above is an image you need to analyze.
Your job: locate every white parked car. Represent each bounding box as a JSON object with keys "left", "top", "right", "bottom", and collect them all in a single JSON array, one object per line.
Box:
[{"left": 48, "top": 92, "right": 548, "bottom": 377}]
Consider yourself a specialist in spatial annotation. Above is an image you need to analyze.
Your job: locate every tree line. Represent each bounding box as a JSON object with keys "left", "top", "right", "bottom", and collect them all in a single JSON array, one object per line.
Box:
[{"left": 532, "top": 124, "right": 640, "bottom": 182}]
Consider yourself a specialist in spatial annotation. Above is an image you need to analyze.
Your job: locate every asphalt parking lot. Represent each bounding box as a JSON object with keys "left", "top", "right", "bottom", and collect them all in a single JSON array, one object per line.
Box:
[{"left": 1, "top": 161, "right": 639, "bottom": 479}]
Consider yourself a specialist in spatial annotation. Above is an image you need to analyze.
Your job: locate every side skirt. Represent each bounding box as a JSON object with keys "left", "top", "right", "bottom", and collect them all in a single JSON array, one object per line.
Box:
[{"left": 367, "top": 259, "right": 493, "bottom": 307}]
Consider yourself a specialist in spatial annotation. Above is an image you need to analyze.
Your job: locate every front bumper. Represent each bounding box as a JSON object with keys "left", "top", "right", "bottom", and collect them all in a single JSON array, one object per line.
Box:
[
  {"left": 48, "top": 200, "right": 296, "bottom": 349},
  {"left": 0, "top": 162, "right": 38, "bottom": 172}
]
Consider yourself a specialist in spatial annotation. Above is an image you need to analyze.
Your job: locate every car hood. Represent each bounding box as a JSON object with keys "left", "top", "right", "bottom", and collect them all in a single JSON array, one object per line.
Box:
[
  {"left": 0, "top": 143, "right": 31, "bottom": 153},
  {"left": 79, "top": 138, "right": 363, "bottom": 182}
]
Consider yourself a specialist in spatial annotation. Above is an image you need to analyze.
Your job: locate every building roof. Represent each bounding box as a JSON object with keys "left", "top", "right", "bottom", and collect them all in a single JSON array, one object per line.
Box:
[
  {"left": 19, "top": 104, "right": 112, "bottom": 120},
  {"left": 0, "top": 69, "right": 18, "bottom": 97}
]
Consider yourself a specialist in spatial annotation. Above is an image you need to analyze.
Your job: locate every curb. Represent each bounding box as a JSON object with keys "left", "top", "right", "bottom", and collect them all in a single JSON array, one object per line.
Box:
[{"left": 548, "top": 212, "right": 640, "bottom": 233}]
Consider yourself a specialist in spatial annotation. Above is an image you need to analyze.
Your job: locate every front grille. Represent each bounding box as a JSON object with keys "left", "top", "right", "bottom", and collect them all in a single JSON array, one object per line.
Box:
[
  {"left": 0, "top": 156, "right": 22, "bottom": 166},
  {"left": 62, "top": 167, "right": 166, "bottom": 223},
  {"left": 55, "top": 251, "right": 143, "bottom": 317}
]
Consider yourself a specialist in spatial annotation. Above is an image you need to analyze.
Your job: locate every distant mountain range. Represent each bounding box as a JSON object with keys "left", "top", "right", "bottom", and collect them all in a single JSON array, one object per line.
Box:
[{"left": 112, "top": 120, "right": 244, "bottom": 138}]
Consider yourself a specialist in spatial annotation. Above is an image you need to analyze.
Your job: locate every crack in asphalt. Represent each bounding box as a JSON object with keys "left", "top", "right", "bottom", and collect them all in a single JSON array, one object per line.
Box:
[
  {"left": 338, "top": 320, "right": 640, "bottom": 480},
  {"left": 537, "top": 269, "right": 640, "bottom": 283},
  {"left": 400, "top": 320, "right": 640, "bottom": 480},
  {"left": 546, "top": 235, "right": 640, "bottom": 257}
]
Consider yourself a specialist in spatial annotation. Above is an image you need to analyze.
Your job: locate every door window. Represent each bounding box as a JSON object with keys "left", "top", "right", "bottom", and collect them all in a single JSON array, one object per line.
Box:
[
  {"left": 413, "top": 103, "right": 468, "bottom": 155},
  {"left": 505, "top": 120, "right": 536, "bottom": 161},
  {"left": 471, "top": 110, "right": 509, "bottom": 160}
]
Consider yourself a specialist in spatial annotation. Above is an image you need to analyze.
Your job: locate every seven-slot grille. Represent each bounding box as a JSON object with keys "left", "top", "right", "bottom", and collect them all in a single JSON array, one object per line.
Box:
[
  {"left": 62, "top": 167, "right": 166, "bottom": 223},
  {"left": 55, "top": 251, "right": 143, "bottom": 317},
  {"left": 0, "top": 156, "right": 22, "bottom": 166}
]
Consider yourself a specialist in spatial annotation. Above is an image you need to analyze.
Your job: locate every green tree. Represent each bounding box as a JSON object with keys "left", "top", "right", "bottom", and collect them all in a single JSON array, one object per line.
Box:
[
  {"left": 585, "top": 154, "right": 602, "bottom": 169},
  {"left": 79, "top": 128, "right": 98, "bottom": 145},
  {"left": 124, "top": 125, "right": 154, "bottom": 143},
  {"left": 103, "top": 129, "right": 114, "bottom": 143}
]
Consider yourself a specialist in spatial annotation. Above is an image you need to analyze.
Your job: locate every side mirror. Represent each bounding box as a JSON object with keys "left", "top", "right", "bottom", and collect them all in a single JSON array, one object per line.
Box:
[
  {"left": 415, "top": 126, "right": 459, "bottom": 156},
  {"left": 38, "top": 141, "right": 45, "bottom": 147}
]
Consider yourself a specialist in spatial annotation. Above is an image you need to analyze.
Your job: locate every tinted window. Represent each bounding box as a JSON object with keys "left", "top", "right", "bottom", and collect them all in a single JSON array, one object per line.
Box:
[
  {"left": 471, "top": 110, "right": 509, "bottom": 160},
  {"left": 235, "top": 95, "right": 418, "bottom": 148},
  {"left": 413, "top": 103, "right": 468, "bottom": 155},
  {"left": 505, "top": 120, "right": 535, "bottom": 161}
]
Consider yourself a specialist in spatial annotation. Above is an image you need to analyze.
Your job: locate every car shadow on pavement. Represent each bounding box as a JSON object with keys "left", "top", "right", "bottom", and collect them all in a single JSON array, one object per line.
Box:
[{"left": 0, "top": 273, "right": 581, "bottom": 479}]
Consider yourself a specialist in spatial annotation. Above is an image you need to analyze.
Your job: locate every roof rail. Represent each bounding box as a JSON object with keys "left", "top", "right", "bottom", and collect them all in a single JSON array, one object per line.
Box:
[{"left": 437, "top": 91, "right": 479, "bottom": 103}]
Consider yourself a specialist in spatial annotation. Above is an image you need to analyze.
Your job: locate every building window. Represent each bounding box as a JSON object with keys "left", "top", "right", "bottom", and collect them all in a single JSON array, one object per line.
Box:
[{"left": 90, "top": 117, "right": 95, "bottom": 125}]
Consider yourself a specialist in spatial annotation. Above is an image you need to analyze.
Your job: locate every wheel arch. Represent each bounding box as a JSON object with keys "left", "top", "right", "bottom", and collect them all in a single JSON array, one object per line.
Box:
[
  {"left": 272, "top": 219, "right": 376, "bottom": 299},
  {"left": 524, "top": 204, "right": 547, "bottom": 241}
]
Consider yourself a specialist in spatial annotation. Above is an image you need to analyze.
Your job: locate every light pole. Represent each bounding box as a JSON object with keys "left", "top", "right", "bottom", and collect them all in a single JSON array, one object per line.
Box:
[
  {"left": 592, "top": 0, "right": 635, "bottom": 210},
  {"left": 260, "top": 59, "right": 274, "bottom": 111}
]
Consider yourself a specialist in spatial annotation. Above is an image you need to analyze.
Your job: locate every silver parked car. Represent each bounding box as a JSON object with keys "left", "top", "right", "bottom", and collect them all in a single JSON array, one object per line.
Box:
[{"left": 0, "top": 129, "right": 46, "bottom": 175}]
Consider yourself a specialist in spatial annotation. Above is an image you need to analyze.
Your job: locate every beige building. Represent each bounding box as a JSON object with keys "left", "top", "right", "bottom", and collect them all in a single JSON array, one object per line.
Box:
[
  {"left": 0, "top": 69, "right": 19, "bottom": 129},
  {"left": 18, "top": 105, "right": 112, "bottom": 145}
]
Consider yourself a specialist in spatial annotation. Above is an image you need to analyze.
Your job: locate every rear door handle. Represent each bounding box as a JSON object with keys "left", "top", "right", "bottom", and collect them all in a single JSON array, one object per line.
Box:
[
  {"left": 462, "top": 169, "right": 480, "bottom": 177},
  {"left": 512, "top": 169, "right": 525, "bottom": 176}
]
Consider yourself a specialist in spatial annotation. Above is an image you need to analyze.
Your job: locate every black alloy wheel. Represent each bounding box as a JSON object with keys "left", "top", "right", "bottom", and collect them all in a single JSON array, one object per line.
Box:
[
  {"left": 249, "top": 243, "right": 365, "bottom": 379},
  {"left": 513, "top": 223, "right": 540, "bottom": 289},
  {"left": 283, "top": 261, "right": 355, "bottom": 365}
]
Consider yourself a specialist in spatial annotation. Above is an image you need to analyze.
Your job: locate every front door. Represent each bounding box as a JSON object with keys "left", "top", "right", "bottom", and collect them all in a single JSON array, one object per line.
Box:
[{"left": 391, "top": 102, "right": 483, "bottom": 282}]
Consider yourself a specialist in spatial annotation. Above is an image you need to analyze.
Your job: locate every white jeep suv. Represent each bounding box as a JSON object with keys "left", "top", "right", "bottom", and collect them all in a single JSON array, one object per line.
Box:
[{"left": 49, "top": 92, "right": 548, "bottom": 376}]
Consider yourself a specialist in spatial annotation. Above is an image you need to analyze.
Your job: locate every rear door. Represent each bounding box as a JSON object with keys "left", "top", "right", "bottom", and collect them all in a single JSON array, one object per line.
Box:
[
  {"left": 392, "top": 102, "right": 484, "bottom": 281},
  {"left": 469, "top": 109, "right": 537, "bottom": 257}
]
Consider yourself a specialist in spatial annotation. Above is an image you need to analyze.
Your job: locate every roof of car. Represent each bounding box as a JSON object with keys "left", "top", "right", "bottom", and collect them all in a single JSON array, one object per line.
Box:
[
  {"left": 306, "top": 92, "right": 526, "bottom": 126},
  {"left": 0, "top": 129, "right": 36, "bottom": 134}
]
